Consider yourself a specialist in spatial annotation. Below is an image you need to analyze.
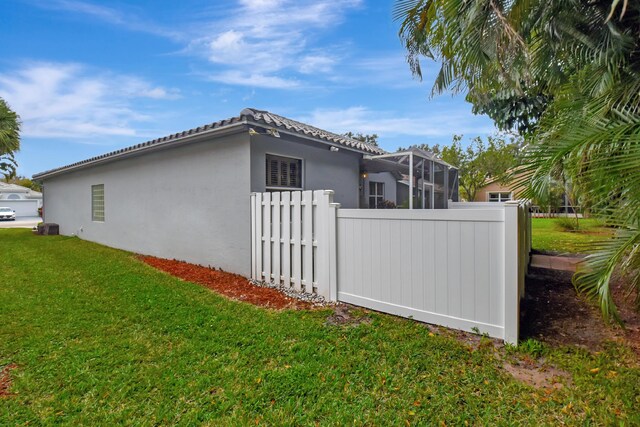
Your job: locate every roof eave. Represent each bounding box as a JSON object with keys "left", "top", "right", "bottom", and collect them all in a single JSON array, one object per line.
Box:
[
  {"left": 33, "top": 121, "right": 248, "bottom": 181},
  {"left": 244, "top": 119, "right": 384, "bottom": 156}
]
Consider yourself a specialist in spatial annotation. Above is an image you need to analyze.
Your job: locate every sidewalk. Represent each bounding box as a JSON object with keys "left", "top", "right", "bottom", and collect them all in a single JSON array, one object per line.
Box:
[
  {"left": 530, "top": 254, "right": 584, "bottom": 272},
  {"left": 0, "top": 216, "right": 41, "bottom": 229}
]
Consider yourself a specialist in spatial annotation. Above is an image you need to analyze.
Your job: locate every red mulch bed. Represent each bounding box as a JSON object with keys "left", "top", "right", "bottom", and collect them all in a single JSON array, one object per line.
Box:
[
  {"left": 139, "top": 256, "right": 310, "bottom": 310},
  {"left": 0, "top": 364, "right": 17, "bottom": 398}
]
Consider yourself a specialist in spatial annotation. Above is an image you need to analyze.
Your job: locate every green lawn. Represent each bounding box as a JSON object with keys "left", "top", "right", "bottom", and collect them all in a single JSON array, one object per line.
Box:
[
  {"left": 531, "top": 218, "right": 613, "bottom": 254},
  {"left": 1, "top": 230, "right": 638, "bottom": 425}
]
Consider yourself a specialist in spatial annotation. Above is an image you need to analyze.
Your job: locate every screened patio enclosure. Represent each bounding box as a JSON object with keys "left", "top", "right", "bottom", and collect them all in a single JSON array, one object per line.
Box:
[{"left": 361, "top": 147, "right": 458, "bottom": 209}]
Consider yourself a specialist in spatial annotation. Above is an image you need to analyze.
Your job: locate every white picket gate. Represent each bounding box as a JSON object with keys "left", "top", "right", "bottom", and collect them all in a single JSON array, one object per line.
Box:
[
  {"left": 250, "top": 190, "right": 339, "bottom": 299},
  {"left": 251, "top": 190, "right": 531, "bottom": 344}
]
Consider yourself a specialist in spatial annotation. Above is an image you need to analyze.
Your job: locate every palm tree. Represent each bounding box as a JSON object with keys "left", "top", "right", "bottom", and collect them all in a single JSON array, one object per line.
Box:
[
  {"left": 0, "top": 98, "right": 21, "bottom": 179},
  {"left": 394, "top": 0, "right": 640, "bottom": 320}
]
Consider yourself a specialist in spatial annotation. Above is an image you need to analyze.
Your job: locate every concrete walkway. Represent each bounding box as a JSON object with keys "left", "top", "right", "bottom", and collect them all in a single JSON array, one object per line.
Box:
[
  {"left": 0, "top": 216, "right": 41, "bottom": 229},
  {"left": 530, "top": 254, "right": 584, "bottom": 272}
]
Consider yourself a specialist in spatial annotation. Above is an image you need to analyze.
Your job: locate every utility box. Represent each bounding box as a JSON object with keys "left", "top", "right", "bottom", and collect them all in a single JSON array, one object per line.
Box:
[{"left": 37, "top": 223, "right": 59, "bottom": 235}]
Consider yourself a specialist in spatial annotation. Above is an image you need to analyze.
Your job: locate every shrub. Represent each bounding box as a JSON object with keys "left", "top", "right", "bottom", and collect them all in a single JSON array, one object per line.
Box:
[
  {"left": 556, "top": 216, "right": 580, "bottom": 231},
  {"left": 377, "top": 200, "right": 397, "bottom": 209}
]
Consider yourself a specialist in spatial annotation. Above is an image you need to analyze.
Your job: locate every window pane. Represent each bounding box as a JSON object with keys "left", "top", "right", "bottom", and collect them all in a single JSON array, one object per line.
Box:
[{"left": 91, "top": 184, "right": 104, "bottom": 222}]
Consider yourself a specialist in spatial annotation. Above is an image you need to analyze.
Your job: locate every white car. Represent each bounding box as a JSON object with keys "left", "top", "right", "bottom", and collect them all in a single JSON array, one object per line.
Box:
[{"left": 0, "top": 207, "right": 16, "bottom": 221}]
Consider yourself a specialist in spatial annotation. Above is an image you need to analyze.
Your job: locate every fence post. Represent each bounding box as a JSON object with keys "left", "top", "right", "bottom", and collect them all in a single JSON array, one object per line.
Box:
[
  {"left": 504, "top": 201, "right": 520, "bottom": 345},
  {"left": 315, "top": 190, "right": 329, "bottom": 298},
  {"left": 291, "top": 191, "right": 302, "bottom": 291},
  {"left": 263, "top": 192, "right": 272, "bottom": 282},
  {"left": 272, "top": 192, "right": 281, "bottom": 285},
  {"left": 328, "top": 201, "right": 340, "bottom": 302},
  {"left": 250, "top": 193, "right": 256, "bottom": 280}
]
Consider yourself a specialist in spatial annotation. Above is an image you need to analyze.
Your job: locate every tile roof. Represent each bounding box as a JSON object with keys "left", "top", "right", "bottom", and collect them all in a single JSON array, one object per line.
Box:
[
  {"left": 240, "top": 108, "right": 385, "bottom": 155},
  {"left": 0, "top": 182, "right": 29, "bottom": 192},
  {"left": 0, "top": 181, "right": 42, "bottom": 197},
  {"left": 33, "top": 108, "right": 384, "bottom": 179}
]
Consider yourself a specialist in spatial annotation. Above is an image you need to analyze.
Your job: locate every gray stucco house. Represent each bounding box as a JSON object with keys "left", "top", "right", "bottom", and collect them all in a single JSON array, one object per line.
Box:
[{"left": 33, "top": 108, "right": 457, "bottom": 276}]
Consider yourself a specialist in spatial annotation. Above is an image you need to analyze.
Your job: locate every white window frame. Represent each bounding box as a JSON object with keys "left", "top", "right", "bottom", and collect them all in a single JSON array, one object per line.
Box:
[
  {"left": 369, "top": 181, "right": 385, "bottom": 208},
  {"left": 91, "top": 184, "right": 105, "bottom": 222},
  {"left": 265, "top": 153, "right": 304, "bottom": 190},
  {"left": 487, "top": 191, "right": 512, "bottom": 202}
]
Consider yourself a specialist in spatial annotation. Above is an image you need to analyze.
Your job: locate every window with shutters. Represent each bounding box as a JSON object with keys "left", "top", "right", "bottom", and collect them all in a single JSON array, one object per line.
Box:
[
  {"left": 265, "top": 154, "right": 303, "bottom": 189},
  {"left": 91, "top": 184, "right": 105, "bottom": 222}
]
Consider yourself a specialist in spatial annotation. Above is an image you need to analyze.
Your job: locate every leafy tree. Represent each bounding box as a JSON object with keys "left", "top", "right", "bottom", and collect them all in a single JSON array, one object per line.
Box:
[
  {"left": 0, "top": 98, "right": 21, "bottom": 179},
  {"left": 399, "top": 133, "right": 522, "bottom": 201},
  {"left": 395, "top": 0, "right": 640, "bottom": 320},
  {"left": 343, "top": 132, "right": 379, "bottom": 147}
]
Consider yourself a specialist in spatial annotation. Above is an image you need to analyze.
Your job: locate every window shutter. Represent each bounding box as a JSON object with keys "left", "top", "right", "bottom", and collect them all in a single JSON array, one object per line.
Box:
[
  {"left": 289, "top": 161, "right": 299, "bottom": 188},
  {"left": 265, "top": 154, "right": 302, "bottom": 189},
  {"left": 280, "top": 160, "right": 288, "bottom": 187},
  {"left": 268, "top": 159, "right": 279, "bottom": 187}
]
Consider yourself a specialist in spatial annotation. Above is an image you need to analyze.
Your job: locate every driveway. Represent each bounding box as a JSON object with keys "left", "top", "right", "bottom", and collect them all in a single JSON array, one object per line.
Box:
[{"left": 0, "top": 216, "right": 41, "bottom": 229}]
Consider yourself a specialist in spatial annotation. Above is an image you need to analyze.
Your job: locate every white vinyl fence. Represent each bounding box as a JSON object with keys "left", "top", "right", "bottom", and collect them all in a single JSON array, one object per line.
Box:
[
  {"left": 250, "top": 190, "right": 338, "bottom": 299},
  {"left": 251, "top": 191, "right": 531, "bottom": 344}
]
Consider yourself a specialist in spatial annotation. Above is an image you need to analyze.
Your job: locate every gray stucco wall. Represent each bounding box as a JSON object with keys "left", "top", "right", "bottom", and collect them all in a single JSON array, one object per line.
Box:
[
  {"left": 42, "top": 132, "right": 252, "bottom": 276},
  {"left": 363, "top": 172, "right": 398, "bottom": 208},
  {"left": 249, "top": 135, "right": 362, "bottom": 208},
  {"left": 397, "top": 183, "right": 409, "bottom": 207}
]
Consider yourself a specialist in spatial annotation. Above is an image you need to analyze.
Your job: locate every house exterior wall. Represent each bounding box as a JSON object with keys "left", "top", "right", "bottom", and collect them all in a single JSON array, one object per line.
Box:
[
  {"left": 363, "top": 172, "right": 398, "bottom": 208},
  {"left": 42, "top": 132, "right": 252, "bottom": 276},
  {"left": 249, "top": 134, "right": 362, "bottom": 208},
  {"left": 473, "top": 181, "right": 522, "bottom": 202}
]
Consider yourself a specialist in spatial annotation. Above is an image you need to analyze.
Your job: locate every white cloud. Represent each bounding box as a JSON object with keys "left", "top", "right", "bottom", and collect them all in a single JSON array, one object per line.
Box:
[
  {"left": 238, "top": 0, "right": 284, "bottom": 10},
  {"left": 37, "top": 0, "right": 183, "bottom": 40},
  {"left": 31, "top": 0, "right": 373, "bottom": 90},
  {"left": 300, "top": 106, "right": 495, "bottom": 139},
  {"left": 208, "top": 71, "right": 299, "bottom": 89},
  {"left": 299, "top": 55, "right": 336, "bottom": 74},
  {"left": 0, "top": 62, "right": 179, "bottom": 140},
  {"left": 191, "top": 0, "right": 362, "bottom": 88}
]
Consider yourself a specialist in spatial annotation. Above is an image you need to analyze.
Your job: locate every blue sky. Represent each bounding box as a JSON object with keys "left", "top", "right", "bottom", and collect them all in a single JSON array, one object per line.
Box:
[{"left": 1, "top": 0, "right": 496, "bottom": 177}]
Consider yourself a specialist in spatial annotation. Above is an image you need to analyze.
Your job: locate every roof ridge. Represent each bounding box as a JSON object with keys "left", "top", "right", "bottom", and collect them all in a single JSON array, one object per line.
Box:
[
  {"left": 33, "top": 115, "right": 245, "bottom": 179},
  {"left": 240, "top": 107, "right": 385, "bottom": 155},
  {"left": 34, "top": 108, "right": 385, "bottom": 179}
]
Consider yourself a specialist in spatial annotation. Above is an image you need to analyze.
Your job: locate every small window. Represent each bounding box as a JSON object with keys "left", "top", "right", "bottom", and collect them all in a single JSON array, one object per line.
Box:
[
  {"left": 488, "top": 192, "right": 512, "bottom": 202},
  {"left": 369, "top": 182, "right": 385, "bottom": 208},
  {"left": 91, "top": 184, "right": 105, "bottom": 222},
  {"left": 266, "top": 154, "right": 302, "bottom": 189},
  {"left": 7, "top": 193, "right": 21, "bottom": 200}
]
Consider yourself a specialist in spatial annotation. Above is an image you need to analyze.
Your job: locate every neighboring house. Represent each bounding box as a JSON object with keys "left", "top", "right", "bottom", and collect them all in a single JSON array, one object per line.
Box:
[
  {"left": 0, "top": 182, "right": 42, "bottom": 217},
  {"left": 473, "top": 177, "right": 521, "bottom": 203},
  {"left": 474, "top": 173, "right": 577, "bottom": 215},
  {"left": 33, "top": 108, "right": 457, "bottom": 276}
]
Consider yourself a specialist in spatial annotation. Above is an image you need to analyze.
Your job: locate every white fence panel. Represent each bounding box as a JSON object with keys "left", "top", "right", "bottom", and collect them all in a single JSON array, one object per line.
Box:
[
  {"left": 251, "top": 192, "right": 531, "bottom": 344},
  {"left": 336, "top": 208, "right": 508, "bottom": 339},
  {"left": 251, "top": 190, "right": 338, "bottom": 298}
]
